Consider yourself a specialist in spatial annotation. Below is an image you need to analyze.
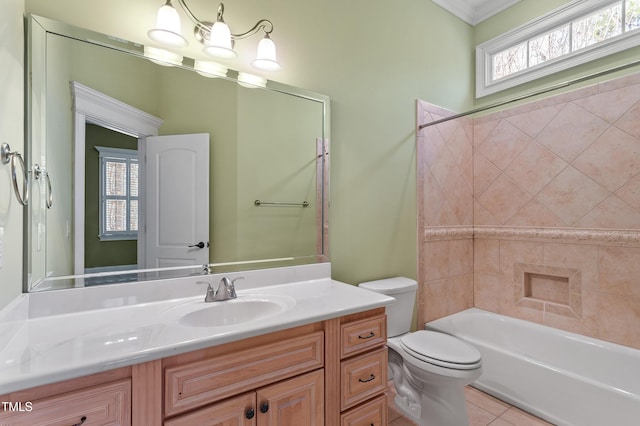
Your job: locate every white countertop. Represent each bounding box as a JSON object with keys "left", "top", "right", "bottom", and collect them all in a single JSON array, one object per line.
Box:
[{"left": 0, "top": 265, "right": 393, "bottom": 394}]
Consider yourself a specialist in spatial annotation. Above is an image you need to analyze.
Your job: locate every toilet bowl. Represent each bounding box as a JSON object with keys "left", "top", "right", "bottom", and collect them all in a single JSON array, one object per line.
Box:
[{"left": 359, "top": 277, "right": 482, "bottom": 426}]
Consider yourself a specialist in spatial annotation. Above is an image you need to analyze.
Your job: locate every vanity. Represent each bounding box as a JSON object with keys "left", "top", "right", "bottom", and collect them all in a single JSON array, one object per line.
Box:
[{"left": 0, "top": 265, "right": 393, "bottom": 425}]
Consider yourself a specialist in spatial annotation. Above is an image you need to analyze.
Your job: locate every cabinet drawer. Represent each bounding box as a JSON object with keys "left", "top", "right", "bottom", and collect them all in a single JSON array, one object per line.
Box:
[
  {"left": 340, "top": 394, "right": 387, "bottom": 426},
  {"left": 340, "top": 315, "right": 386, "bottom": 359},
  {"left": 164, "top": 392, "right": 255, "bottom": 426},
  {"left": 0, "top": 379, "right": 131, "bottom": 426},
  {"left": 165, "top": 331, "right": 324, "bottom": 416},
  {"left": 340, "top": 347, "right": 387, "bottom": 411}
]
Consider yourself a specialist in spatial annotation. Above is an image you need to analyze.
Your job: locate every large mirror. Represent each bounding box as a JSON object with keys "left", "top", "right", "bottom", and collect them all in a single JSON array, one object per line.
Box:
[{"left": 25, "top": 15, "right": 330, "bottom": 292}]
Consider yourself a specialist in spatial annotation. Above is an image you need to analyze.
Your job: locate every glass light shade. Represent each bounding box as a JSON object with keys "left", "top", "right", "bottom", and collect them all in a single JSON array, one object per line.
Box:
[
  {"left": 203, "top": 21, "right": 237, "bottom": 59},
  {"left": 252, "top": 35, "right": 280, "bottom": 71},
  {"left": 237, "top": 72, "right": 267, "bottom": 88},
  {"left": 148, "top": 3, "right": 188, "bottom": 48},
  {"left": 194, "top": 60, "right": 228, "bottom": 78},
  {"left": 143, "top": 46, "right": 184, "bottom": 67}
]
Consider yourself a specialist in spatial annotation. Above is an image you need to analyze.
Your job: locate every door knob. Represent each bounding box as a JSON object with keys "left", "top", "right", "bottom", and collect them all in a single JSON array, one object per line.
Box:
[{"left": 188, "top": 242, "right": 209, "bottom": 249}]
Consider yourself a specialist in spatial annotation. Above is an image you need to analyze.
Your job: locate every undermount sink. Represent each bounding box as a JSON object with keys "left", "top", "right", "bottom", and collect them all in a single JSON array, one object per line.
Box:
[{"left": 171, "top": 294, "right": 296, "bottom": 327}]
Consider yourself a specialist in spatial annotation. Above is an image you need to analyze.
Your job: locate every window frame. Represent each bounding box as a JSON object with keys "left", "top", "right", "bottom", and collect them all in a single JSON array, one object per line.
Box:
[
  {"left": 476, "top": 0, "right": 640, "bottom": 98},
  {"left": 96, "top": 146, "right": 139, "bottom": 241}
]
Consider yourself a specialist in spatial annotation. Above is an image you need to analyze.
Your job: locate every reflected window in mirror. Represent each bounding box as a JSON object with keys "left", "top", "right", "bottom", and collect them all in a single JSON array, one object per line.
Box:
[{"left": 96, "top": 146, "right": 139, "bottom": 241}]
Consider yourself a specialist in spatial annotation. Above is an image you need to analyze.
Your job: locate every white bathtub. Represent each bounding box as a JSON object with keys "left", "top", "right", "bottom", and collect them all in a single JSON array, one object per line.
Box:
[{"left": 426, "top": 308, "right": 640, "bottom": 426}]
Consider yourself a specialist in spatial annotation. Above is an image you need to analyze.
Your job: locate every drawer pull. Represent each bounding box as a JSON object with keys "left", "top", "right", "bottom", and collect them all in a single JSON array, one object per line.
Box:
[
  {"left": 358, "top": 374, "right": 375, "bottom": 383},
  {"left": 260, "top": 402, "right": 269, "bottom": 413},
  {"left": 246, "top": 408, "right": 255, "bottom": 419},
  {"left": 358, "top": 332, "right": 375, "bottom": 339},
  {"left": 72, "top": 416, "right": 87, "bottom": 426}
]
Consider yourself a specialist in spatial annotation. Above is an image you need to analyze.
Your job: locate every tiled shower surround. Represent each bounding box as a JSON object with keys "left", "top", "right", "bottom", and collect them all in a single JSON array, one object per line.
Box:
[{"left": 417, "top": 72, "right": 640, "bottom": 350}]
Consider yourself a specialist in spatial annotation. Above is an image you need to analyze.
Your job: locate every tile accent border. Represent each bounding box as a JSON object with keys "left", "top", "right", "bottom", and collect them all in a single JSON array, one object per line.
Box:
[
  {"left": 473, "top": 226, "right": 640, "bottom": 247},
  {"left": 423, "top": 226, "right": 474, "bottom": 241}
]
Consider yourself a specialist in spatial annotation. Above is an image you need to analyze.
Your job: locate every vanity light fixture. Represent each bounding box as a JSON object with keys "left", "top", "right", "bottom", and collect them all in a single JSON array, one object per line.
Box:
[{"left": 148, "top": 0, "right": 281, "bottom": 72}]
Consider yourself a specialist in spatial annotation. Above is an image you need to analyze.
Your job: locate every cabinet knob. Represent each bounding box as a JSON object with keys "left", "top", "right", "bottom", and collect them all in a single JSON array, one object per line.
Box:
[
  {"left": 245, "top": 408, "right": 255, "bottom": 419},
  {"left": 260, "top": 402, "right": 269, "bottom": 413}
]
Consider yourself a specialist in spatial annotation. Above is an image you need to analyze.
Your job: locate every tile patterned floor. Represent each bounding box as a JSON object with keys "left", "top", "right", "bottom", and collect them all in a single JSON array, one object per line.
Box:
[{"left": 388, "top": 385, "right": 554, "bottom": 426}]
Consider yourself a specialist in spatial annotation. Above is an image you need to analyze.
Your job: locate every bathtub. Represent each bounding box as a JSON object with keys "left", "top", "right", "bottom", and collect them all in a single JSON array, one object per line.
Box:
[{"left": 426, "top": 308, "right": 640, "bottom": 426}]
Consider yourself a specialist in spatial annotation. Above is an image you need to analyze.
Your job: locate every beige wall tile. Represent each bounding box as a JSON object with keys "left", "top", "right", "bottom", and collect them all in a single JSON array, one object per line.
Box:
[
  {"left": 423, "top": 278, "right": 450, "bottom": 322},
  {"left": 477, "top": 174, "right": 532, "bottom": 224},
  {"left": 599, "top": 246, "right": 640, "bottom": 298},
  {"left": 536, "top": 102, "right": 609, "bottom": 162},
  {"left": 598, "top": 294, "right": 640, "bottom": 349},
  {"left": 477, "top": 120, "right": 531, "bottom": 170},
  {"left": 535, "top": 167, "right": 609, "bottom": 225},
  {"left": 474, "top": 238, "right": 499, "bottom": 276},
  {"left": 572, "top": 126, "right": 640, "bottom": 193},
  {"left": 543, "top": 243, "right": 598, "bottom": 291},
  {"left": 423, "top": 240, "right": 450, "bottom": 281},
  {"left": 573, "top": 84, "right": 640, "bottom": 123},
  {"left": 505, "top": 199, "right": 564, "bottom": 227},
  {"left": 474, "top": 273, "right": 500, "bottom": 312},
  {"left": 418, "top": 74, "right": 640, "bottom": 347}
]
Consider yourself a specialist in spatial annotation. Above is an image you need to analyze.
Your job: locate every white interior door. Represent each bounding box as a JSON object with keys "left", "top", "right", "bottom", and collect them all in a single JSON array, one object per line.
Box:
[{"left": 143, "top": 133, "right": 209, "bottom": 269}]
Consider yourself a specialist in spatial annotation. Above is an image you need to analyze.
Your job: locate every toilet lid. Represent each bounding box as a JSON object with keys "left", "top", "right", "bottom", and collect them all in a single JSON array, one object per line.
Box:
[{"left": 400, "top": 331, "right": 481, "bottom": 370}]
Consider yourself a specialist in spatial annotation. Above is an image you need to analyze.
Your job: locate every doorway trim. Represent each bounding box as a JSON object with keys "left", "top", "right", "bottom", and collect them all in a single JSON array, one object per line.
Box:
[{"left": 71, "top": 81, "right": 163, "bottom": 275}]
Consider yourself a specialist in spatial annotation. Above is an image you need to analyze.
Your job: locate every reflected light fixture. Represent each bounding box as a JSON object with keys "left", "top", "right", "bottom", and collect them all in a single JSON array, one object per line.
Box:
[
  {"left": 144, "top": 46, "right": 184, "bottom": 66},
  {"left": 194, "top": 60, "right": 228, "bottom": 78},
  {"left": 148, "top": 1, "right": 280, "bottom": 72},
  {"left": 237, "top": 72, "right": 267, "bottom": 88}
]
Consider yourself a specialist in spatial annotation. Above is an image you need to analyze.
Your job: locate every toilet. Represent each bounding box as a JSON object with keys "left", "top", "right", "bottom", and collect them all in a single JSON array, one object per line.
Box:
[{"left": 359, "top": 277, "right": 482, "bottom": 426}]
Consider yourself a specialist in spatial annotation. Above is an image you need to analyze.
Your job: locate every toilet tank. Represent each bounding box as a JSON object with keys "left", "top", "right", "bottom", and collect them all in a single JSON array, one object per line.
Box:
[{"left": 359, "top": 277, "right": 417, "bottom": 337}]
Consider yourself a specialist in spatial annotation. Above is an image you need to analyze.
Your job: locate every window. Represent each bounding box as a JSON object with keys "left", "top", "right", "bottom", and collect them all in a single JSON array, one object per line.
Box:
[
  {"left": 476, "top": 0, "right": 640, "bottom": 97},
  {"left": 96, "top": 146, "right": 139, "bottom": 241}
]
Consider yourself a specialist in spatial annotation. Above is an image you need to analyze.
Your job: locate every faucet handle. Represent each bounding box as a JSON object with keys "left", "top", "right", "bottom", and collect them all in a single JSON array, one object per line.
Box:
[
  {"left": 228, "top": 277, "right": 244, "bottom": 298},
  {"left": 197, "top": 280, "right": 216, "bottom": 302}
]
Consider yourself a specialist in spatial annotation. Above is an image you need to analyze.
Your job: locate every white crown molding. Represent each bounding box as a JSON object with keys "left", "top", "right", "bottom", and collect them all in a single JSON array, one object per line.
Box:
[{"left": 432, "top": 0, "right": 522, "bottom": 26}]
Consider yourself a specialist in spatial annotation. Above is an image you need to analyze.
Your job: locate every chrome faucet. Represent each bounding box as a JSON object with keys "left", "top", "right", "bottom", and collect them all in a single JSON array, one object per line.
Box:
[{"left": 203, "top": 276, "right": 243, "bottom": 302}]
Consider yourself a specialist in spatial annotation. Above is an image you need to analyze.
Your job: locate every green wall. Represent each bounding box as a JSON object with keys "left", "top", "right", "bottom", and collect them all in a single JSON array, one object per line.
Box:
[{"left": 84, "top": 124, "right": 138, "bottom": 269}]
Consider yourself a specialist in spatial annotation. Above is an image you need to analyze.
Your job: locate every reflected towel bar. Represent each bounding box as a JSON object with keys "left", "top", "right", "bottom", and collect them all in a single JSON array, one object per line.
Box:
[{"left": 254, "top": 200, "right": 309, "bottom": 207}]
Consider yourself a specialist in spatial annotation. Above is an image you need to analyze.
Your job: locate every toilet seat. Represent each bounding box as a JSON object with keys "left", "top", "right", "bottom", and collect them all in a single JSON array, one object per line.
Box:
[{"left": 400, "top": 331, "right": 481, "bottom": 370}]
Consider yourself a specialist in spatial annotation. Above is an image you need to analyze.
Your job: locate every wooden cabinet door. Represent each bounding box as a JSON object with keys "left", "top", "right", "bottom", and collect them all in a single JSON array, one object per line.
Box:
[
  {"left": 164, "top": 392, "right": 256, "bottom": 426},
  {"left": 256, "top": 369, "right": 324, "bottom": 426},
  {"left": 0, "top": 379, "right": 131, "bottom": 426}
]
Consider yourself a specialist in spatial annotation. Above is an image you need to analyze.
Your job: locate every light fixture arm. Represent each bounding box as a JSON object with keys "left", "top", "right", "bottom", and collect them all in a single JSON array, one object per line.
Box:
[
  {"left": 231, "top": 18, "right": 274, "bottom": 39},
  {"left": 175, "top": 0, "right": 212, "bottom": 33},
  {"left": 176, "top": 0, "right": 274, "bottom": 39}
]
